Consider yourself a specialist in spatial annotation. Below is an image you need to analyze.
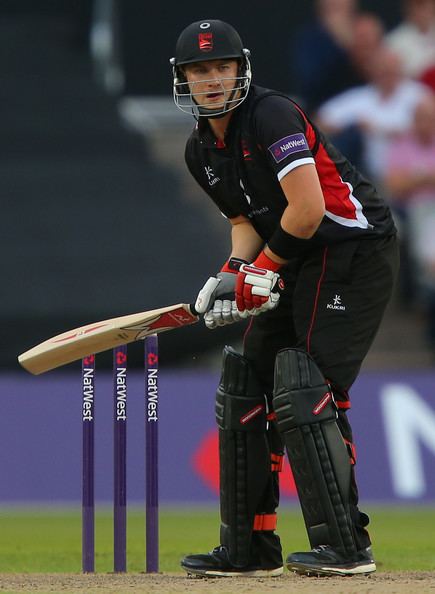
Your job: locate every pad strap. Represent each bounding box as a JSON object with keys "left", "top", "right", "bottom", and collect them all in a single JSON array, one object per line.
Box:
[
  {"left": 253, "top": 513, "right": 277, "bottom": 531},
  {"left": 271, "top": 453, "right": 284, "bottom": 472}
]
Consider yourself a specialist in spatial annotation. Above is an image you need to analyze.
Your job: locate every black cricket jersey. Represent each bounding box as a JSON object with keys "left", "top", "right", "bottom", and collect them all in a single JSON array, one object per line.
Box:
[{"left": 184, "top": 84, "right": 396, "bottom": 245}]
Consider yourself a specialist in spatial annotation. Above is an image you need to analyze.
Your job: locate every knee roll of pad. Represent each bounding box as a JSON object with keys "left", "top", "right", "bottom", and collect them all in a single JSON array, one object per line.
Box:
[
  {"left": 216, "top": 347, "right": 267, "bottom": 433},
  {"left": 216, "top": 346, "right": 271, "bottom": 567},
  {"left": 273, "top": 348, "right": 357, "bottom": 556}
]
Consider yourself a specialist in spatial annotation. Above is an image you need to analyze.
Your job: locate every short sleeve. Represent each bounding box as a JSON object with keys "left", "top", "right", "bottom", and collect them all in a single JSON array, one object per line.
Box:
[{"left": 252, "top": 95, "right": 315, "bottom": 181}]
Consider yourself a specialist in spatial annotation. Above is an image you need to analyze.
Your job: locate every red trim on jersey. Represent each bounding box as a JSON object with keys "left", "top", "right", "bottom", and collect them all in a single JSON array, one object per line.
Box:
[
  {"left": 293, "top": 105, "right": 364, "bottom": 225},
  {"left": 315, "top": 144, "right": 360, "bottom": 221},
  {"left": 307, "top": 247, "right": 328, "bottom": 353},
  {"left": 292, "top": 103, "right": 317, "bottom": 150}
]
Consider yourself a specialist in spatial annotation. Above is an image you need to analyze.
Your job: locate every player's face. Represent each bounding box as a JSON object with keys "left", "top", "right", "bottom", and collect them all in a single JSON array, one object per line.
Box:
[{"left": 183, "top": 59, "right": 240, "bottom": 110}]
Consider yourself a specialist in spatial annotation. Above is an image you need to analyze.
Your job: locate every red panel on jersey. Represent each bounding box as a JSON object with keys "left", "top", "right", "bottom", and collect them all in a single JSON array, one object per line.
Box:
[{"left": 315, "top": 143, "right": 359, "bottom": 221}]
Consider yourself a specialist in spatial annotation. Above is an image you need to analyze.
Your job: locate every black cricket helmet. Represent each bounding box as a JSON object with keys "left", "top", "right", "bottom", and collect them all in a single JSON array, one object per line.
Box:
[{"left": 170, "top": 19, "right": 252, "bottom": 118}]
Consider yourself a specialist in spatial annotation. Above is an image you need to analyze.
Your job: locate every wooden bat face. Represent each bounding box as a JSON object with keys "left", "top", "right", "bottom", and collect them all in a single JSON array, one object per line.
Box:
[{"left": 18, "top": 303, "right": 198, "bottom": 375}]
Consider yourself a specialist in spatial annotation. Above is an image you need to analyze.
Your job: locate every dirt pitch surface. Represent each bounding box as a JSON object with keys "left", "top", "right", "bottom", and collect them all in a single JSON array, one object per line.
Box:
[{"left": 1, "top": 572, "right": 435, "bottom": 594}]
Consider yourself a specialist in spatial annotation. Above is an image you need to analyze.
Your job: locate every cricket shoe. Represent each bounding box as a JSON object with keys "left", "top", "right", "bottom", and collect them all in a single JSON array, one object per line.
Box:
[
  {"left": 181, "top": 545, "right": 283, "bottom": 578},
  {"left": 286, "top": 545, "right": 376, "bottom": 577}
]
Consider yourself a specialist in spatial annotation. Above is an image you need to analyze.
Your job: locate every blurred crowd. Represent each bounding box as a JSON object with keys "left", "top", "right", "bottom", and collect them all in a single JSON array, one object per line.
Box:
[{"left": 290, "top": 0, "right": 435, "bottom": 356}]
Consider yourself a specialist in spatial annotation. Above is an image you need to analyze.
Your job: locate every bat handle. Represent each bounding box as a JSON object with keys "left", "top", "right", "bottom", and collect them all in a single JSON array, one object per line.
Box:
[{"left": 189, "top": 303, "right": 199, "bottom": 317}]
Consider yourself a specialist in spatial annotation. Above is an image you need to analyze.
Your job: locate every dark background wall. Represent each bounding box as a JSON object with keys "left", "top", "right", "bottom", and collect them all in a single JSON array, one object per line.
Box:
[
  {"left": 3, "top": 1, "right": 403, "bottom": 369},
  {"left": 1, "top": 0, "right": 402, "bottom": 94},
  {"left": 120, "top": 0, "right": 401, "bottom": 95}
]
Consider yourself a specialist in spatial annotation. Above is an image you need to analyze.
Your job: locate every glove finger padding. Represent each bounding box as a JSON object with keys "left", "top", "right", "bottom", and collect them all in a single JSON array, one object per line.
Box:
[
  {"left": 236, "top": 264, "right": 281, "bottom": 315},
  {"left": 204, "top": 299, "right": 243, "bottom": 330}
]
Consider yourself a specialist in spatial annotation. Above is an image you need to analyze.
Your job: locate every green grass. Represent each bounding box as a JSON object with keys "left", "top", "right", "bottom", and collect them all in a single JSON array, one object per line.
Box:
[{"left": 0, "top": 505, "right": 434, "bottom": 573}]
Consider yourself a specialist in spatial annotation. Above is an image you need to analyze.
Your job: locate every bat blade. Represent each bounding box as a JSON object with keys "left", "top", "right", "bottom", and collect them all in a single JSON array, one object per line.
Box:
[{"left": 18, "top": 303, "right": 198, "bottom": 375}]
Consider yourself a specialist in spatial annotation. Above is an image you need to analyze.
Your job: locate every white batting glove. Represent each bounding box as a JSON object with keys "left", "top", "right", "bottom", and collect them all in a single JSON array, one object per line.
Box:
[
  {"left": 194, "top": 277, "right": 222, "bottom": 314},
  {"left": 194, "top": 258, "right": 248, "bottom": 330},
  {"left": 194, "top": 275, "right": 241, "bottom": 330},
  {"left": 204, "top": 299, "right": 244, "bottom": 329}
]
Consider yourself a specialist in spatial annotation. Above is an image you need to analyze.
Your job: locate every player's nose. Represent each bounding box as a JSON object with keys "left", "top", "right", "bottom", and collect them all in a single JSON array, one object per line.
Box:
[{"left": 207, "top": 68, "right": 224, "bottom": 82}]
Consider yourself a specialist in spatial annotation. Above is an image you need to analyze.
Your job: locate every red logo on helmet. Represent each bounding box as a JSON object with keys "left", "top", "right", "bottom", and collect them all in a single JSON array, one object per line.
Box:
[{"left": 198, "top": 33, "right": 213, "bottom": 52}]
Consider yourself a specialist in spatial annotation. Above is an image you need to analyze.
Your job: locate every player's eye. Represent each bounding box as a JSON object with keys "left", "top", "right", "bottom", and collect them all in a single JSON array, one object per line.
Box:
[{"left": 191, "top": 66, "right": 206, "bottom": 75}]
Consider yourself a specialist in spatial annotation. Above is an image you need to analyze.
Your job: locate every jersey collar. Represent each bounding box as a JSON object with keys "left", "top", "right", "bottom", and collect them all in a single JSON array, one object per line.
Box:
[{"left": 197, "top": 105, "right": 243, "bottom": 149}]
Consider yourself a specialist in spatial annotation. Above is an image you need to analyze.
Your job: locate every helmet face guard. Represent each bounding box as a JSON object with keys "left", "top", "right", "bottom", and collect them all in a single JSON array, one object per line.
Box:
[
  {"left": 170, "top": 20, "right": 252, "bottom": 118},
  {"left": 170, "top": 51, "right": 251, "bottom": 118}
]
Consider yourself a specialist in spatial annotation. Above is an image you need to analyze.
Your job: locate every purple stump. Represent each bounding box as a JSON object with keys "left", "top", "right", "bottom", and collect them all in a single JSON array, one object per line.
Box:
[
  {"left": 82, "top": 355, "right": 95, "bottom": 573},
  {"left": 113, "top": 345, "right": 128, "bottom": 572},
  {"left": 144, "top": 335, "right": 159, "bottom": 573}
]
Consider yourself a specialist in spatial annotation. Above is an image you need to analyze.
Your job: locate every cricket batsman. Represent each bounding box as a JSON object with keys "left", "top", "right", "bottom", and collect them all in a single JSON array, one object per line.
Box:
[{"left": 170, "top": 19, "right": 399, "bottom": 577}]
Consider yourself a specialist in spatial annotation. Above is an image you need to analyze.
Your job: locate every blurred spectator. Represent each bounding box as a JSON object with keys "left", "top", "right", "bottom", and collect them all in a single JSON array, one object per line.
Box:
[
  {"left": 316, "top": 47, "right": 429, "bottom": 179},
  {"left": 348, "top": 13, "right": 385, "bottom": 82},
  {"left": 383, "top": 94, "right": 435, "bottom": 353},
  {"left": 420, "top": 64, "right": 435, "bottom": 91},
  {"left": 386, "top": 0, "right": 435, "bottom": 79},
  {"left": 290, "top": 0, "right": 360, "bottom": 112}
]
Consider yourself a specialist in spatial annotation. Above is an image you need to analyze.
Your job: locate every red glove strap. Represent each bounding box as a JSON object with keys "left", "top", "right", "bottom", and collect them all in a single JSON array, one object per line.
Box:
[{"left": 253, "top": 251, "right": 282, "bottom": 272}]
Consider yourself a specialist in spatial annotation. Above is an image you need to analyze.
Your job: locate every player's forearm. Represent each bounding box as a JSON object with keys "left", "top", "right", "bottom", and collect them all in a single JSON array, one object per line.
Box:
[
  {"left": 263, "top": 203, "right": 323, "bottom": 266},
  {"left": 229, "top": 219, "right": 264, "bottom": 262},
  {"left": 280, "top": 201, "right": 324, "bottom": 239},
  {"left": 262, "top": 164, "right": 325, "bottom": 263}
]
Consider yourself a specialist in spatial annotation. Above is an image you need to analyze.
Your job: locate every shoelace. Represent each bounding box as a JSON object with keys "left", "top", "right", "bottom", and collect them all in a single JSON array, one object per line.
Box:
[
  {"left": 312, "top": 545, "right": 331, "bottom": 553},
  {"left": 211, "top": 545, "right": 227, "bottom": 555}
]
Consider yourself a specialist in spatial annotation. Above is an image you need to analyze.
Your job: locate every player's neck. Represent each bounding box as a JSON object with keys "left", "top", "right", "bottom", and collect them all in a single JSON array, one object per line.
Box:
[{"left": 208, "top": 112, "right": 233, "bottom": 141}]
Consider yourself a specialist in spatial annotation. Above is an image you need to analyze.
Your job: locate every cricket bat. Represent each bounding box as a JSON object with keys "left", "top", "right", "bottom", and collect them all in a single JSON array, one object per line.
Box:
[{"left": 18, "top": 303, "right": 199, "bottom": 375}]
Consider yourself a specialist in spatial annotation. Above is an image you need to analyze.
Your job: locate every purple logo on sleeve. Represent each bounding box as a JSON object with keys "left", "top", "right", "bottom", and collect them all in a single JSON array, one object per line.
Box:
[{"left": 268, "top": 133, "right": 309, "bottom": 163}]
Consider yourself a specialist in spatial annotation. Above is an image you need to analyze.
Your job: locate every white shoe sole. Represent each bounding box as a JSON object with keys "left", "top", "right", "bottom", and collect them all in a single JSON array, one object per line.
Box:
[
  {"left": 287, "top": 561, "right": 376, "bottom": 577},
  {"left": 183, "top": 566, "right": 284, "bottom": 578}
]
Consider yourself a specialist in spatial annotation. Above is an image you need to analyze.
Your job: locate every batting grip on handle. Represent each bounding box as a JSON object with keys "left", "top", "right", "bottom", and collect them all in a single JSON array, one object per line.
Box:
[
  {"left": 189, "top": 303, "right": 199, "bottom": 317},
  {"left": 188, "top": 277, "right": 283, "bottom": 318}
]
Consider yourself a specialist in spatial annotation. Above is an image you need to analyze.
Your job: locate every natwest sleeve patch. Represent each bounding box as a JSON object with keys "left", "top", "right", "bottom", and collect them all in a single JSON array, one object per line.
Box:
[{"left": 268, "top": 133, "right": 309, "bottom": 163}]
